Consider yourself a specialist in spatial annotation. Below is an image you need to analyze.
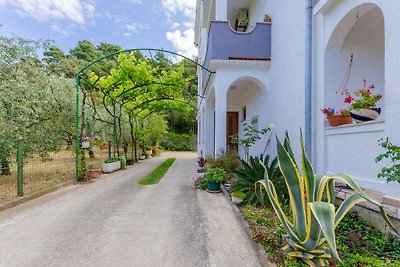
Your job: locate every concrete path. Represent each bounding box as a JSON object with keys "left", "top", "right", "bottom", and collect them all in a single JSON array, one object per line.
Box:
[{"left": 0, "top": 152, "right": 269, "bottom": 267}]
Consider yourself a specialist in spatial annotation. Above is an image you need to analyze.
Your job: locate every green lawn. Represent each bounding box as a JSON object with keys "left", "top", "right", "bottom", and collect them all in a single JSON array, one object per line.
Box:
[{"left": 138, "top": 158, "right": 176, "bottom": 185}]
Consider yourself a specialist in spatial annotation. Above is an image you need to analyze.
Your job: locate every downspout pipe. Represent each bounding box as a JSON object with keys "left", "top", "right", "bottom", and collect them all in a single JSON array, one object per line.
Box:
[{"left": 305, "top": 0, "right": 313, "bottom": 160}]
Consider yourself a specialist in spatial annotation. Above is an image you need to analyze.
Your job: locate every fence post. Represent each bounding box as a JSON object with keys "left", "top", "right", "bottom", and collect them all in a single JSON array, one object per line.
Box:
[{"left": 17, "top": 139, "right": 23, "bottom": 197}]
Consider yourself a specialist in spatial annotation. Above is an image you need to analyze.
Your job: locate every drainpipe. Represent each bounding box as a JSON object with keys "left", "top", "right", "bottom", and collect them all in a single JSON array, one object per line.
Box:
[{"left": 305, "top": 0, "right": 313, "bottom": 160}]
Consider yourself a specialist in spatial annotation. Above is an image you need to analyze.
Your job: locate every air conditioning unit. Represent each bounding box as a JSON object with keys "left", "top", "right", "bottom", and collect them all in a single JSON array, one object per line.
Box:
[{"left": 236, "top": 8, "right": 248, "bottom": 32}]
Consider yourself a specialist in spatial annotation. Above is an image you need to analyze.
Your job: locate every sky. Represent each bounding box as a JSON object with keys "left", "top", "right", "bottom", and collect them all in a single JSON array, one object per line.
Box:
[{"left": 0, "top": 0, "right": 198, "bottom": 58}]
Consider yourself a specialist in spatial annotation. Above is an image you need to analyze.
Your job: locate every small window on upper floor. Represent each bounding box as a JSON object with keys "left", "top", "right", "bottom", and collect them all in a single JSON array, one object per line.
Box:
[{"left": 242, "top": 106, "right": 247, "bottom": 121}]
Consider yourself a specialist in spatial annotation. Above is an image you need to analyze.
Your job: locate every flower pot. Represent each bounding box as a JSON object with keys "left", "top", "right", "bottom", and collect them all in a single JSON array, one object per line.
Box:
[
  {"left": 82, "top": 141, "right": 90, "bottom": 148},
  {"left": 264, "top": 17, "right": 271, "bottom": 23},
  {"left": 206, "top": 181, "right": 221, "bottom": 193},
  {"left": 327, "top": 115, "right": 353, "bottom": 126},
  {"left": 86, "top": 169, "right": 100, "bottom": 179},
  {"left": 139, "top": 155, "right": 146, "bottom": 160},
  {"left": 145, "top": 150, "right": 152, "bottom": 157},
  {"left": 350, "top": 108, "right": 381, "bottom": 123},
  {"left": 102, "top": 161, "right": 121, "bottom": 173},
  {"left": 198, "top": 161, "right": 205, "bottom": 168}
]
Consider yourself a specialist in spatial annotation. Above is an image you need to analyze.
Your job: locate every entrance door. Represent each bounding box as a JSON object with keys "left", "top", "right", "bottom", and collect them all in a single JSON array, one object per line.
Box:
[{"left": 226, "top": 112, "right": 239, "bottom": 150}]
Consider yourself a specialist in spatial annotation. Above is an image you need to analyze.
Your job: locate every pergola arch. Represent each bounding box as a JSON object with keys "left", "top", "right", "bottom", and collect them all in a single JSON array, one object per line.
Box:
[{"left": 74, "top": 48, "right": 214, "bottom": 179}]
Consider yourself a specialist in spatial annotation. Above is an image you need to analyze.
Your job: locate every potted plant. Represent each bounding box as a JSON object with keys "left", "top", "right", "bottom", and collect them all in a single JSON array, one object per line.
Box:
[
  {"left": 321, "top": 107, "right": 352, "bottom": 126},
  {"left": 345, "top": 79, "right": 382, "bottom": 122},
  {"left": 86, "top": 164, "right": 100, "bottom": 179},
  {"left": 198, "top": 156, "right": 207, "bottom": 168},
  {"left": 264, "top": 14, "right": 271, "bottom": 23},
  {"left": 102, "top": 157, "right": 121, "bottom": 173},
  {"left": 145, "top": 146, "right": 152, "bottom": 157},
  {"left": 205, "top": 167, "right": 226, "bottom": 193}
]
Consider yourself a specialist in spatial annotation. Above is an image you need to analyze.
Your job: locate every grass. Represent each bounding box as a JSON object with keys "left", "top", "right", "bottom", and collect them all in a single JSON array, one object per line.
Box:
[{"left": 138, "top": 158, "right": 176, "bottom": 185}]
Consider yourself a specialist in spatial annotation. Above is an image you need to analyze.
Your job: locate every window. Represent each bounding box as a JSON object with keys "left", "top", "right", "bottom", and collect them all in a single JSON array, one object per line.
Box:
[
  {"left": 242, "top": 106, "right": 247, "bottom": 121},
  {"left": 251, "top": 115, "right": 259, "bottom": 131}
]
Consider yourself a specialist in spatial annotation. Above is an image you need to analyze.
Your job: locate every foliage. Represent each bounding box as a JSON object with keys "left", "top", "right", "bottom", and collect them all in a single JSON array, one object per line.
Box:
[
  {"left": 231, "top": 154, "right": 286, "bottom": 206},
  {"left": 193, "top": 175, "right": 207, "bottom": 189},
  {"left": 206, "top": 149, "right": 241, "bottom": 175},
  {"left": 344, "top": 79, "right": 382, "bottom": 110},
  {"left": 256, "top": 132, "right": 397, "bottom": 266},
  {"left": 0, "top": 36, "right": 75, "bottom": 171},
  {"left": 376, "top": 137, "right": 400, "bottom": 183},
  {"left": 142, "top": 114, "right": 168, "bottom": 146},
  {"left": 335, "top": 212, "right": 400, "bottom": 265},
  {"left": 241, "top": 205, "right": 400, "bottom": 267},
  {"left": 205, "top": 167, "right": 227, "bottom": 183},
  {"left": 119, "top": 157, "right": 126, "bottom": 170},
  {"left": 230, "top": 123, "right": 274, "bottom": 162},
  {"left": 160, "top": 132, "right": 195, "bottom": 151},
  {"left": 138, "top": 158, "right": 176, "bottom": 185},
  {"left": 104, "top": 157, "right": 120, "bottom": 163}
]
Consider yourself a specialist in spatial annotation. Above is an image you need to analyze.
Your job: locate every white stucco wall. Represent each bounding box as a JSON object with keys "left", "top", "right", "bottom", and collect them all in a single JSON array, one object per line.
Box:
[{"left": 314, "top": 0, "right": 400, "bottom": 199}]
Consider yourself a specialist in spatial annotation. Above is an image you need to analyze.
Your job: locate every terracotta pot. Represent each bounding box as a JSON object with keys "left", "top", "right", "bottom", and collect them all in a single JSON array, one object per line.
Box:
[
  {"left": 264, "top": 17, "right": 271, "bottom": 23},
  {"left": 87, "top": 169, "right": 100, "bottom": 179},
  {"left": 327, "top": 115, "right": 353, "bottom": 126}
]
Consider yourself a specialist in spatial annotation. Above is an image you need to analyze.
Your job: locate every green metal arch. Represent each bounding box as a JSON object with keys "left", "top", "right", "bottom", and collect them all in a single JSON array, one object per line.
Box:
[
  {"left": 75, "top": 48, "right": 212, "bottom": 179},
  {"left": 76, "top": 48, "right": 214, "bottom": 76}
]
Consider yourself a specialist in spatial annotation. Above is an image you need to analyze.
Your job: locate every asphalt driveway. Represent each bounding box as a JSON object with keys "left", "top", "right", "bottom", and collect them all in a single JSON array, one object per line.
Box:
[{"left": 0, "top": 152, "right": 270, "bottom": 267}]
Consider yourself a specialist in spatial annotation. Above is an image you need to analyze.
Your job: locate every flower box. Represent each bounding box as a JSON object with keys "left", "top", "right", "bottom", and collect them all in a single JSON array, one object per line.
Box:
[
  {"left": 102, "top": 161, "right": 121, "bottom": 173},
  {"left": 327, "top": 115, "right": 353, "bottom": 126}
]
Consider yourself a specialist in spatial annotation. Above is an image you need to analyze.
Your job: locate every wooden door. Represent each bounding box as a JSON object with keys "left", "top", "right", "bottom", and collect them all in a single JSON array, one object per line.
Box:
[{"left": 226, "top": 112, "right": 239, "bottom": 149}]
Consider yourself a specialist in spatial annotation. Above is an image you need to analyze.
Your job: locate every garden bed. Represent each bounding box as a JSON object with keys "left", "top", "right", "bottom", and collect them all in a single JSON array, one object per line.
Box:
[{"left": 240, "top": 205, "right": 400, "bottom": 267}]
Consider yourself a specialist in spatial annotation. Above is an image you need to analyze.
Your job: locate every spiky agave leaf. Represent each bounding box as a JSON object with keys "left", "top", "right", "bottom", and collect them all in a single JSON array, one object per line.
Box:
[{"left": 257, "top": 133, "right": 398, "bottom": 266}]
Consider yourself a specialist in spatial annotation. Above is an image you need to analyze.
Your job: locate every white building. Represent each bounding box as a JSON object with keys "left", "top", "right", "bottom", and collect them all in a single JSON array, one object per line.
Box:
[{"left": 195, "top": 0, "right": 400, "bottom": 203}]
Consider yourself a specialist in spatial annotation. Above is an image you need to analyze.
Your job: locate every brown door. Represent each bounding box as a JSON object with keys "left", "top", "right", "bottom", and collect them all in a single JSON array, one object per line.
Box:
[{"left": 226, "top": 112, "right": 239, "bottom": 150}]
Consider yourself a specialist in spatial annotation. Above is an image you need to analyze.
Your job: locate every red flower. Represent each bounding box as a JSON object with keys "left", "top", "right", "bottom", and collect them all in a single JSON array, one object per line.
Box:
[{"left": 344, "top": 96, "right": 353, "bottom": 103}]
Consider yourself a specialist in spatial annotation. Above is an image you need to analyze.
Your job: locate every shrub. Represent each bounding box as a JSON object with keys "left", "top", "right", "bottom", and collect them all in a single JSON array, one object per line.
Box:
[
  {"left": 160, "top": 132, "right": 196, "bottom": 151},
  {"left": 206, "top": 149, "right": 241, "bottom": 176}
]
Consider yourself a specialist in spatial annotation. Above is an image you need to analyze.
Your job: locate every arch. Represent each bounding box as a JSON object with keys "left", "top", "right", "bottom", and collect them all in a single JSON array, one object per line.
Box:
[
  {"left": 324, "top": 3, "right": 385, "bottom": 115},
  {"left": 226, "top": 75, "right": 268, "bottom": 156},
  {"left": 74, "top": 49, "right": 214, "bottom": 179}
]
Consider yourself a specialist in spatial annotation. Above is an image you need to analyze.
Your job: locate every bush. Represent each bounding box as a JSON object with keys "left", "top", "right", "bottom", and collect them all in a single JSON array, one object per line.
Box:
[
  {"left": 206, "top": 149, "right": 241, "bottom": 176},
  {"left": 160, "top": 132, "right": 196, "bottom": 151}
]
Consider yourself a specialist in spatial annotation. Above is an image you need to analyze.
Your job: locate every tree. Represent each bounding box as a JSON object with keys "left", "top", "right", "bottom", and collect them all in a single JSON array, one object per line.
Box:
[{"left": 43, "top": 45, "right": 65, "bottom": 64}]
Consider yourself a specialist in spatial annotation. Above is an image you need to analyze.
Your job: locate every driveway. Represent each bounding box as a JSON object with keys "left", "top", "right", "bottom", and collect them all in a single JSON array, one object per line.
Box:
[{"left": 0, "top": 152, "right": 270, "bottom": 267}]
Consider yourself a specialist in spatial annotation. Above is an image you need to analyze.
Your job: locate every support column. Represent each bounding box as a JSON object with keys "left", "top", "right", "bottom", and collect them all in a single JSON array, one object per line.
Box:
[
  {"left": 214, "top": 85, "right": 227, "bottom": 157},
  {"left": 215, "top": 0, "right": 227, "bottom": 21},
  {"left": 205, "top": 95, "right": 215, "bottom": 157}
]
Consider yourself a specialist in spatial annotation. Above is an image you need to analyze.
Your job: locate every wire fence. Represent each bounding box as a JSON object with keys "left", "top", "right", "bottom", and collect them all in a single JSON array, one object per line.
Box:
[{"left": 0, "top": 142, "right": 127, "bottom": 205}]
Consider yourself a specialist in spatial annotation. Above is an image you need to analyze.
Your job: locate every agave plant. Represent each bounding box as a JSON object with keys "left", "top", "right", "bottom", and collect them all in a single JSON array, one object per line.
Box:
[
  {"left": 231, "top": 154, "right": 287, "bottom": 206},
  {"left": 256, "top": 133, "right": 398, "bottom": 266}
]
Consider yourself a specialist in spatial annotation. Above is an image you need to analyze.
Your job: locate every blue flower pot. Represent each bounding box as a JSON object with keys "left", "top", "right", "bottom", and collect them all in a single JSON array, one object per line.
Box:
[{"left": 207, "top": 181, "right": 221, "bottom": 193}]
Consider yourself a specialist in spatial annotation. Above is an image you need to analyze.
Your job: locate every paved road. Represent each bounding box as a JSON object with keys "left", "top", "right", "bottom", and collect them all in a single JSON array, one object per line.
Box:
[{"left": 0, "top": 152, "right": 269, "bottom": 267}]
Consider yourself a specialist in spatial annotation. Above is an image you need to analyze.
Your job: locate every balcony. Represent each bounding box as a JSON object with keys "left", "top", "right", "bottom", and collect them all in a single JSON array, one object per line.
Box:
[{"left": 203, "top": 21, "right": 272, "bottom": 73}]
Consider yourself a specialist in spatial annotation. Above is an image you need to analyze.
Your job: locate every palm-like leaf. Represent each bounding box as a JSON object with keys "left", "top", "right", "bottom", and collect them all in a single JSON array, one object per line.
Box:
[
  {"left": 231, "top": 154, "right": 286, "bottom": 206},
  {"left": 256, "top": 133, "right": 398, "bottom": 266}
]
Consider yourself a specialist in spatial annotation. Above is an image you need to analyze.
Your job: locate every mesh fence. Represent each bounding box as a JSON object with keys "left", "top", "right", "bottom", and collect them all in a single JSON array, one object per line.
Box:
[{"left": 0, "top": 144, "right": 128, "bottom": 205}]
